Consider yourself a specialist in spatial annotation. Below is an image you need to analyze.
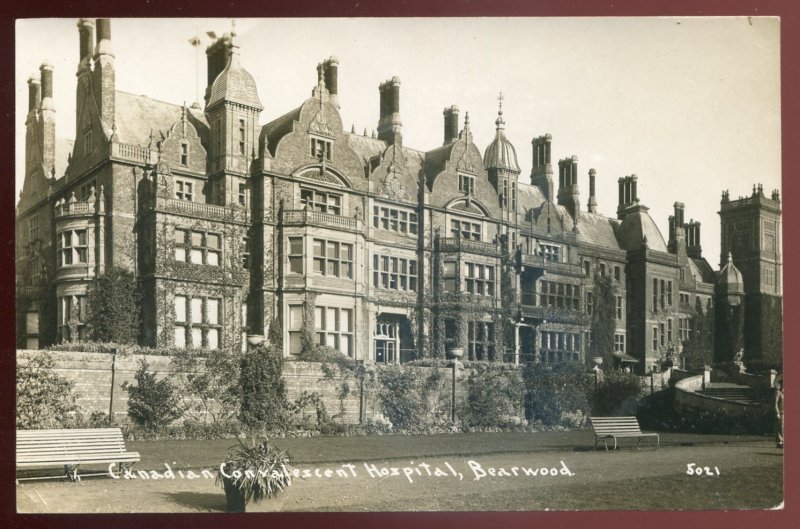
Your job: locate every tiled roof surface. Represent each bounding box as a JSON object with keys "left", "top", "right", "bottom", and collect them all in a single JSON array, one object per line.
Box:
[
  {"left": 576, "top": 211, "right": 622, "bottom": 250},
  {"left": 616, "top": 209, "right": 668, "bottom": 252},
  {"left": 114, "top": 91, "right": 209, "bottom": 146}
]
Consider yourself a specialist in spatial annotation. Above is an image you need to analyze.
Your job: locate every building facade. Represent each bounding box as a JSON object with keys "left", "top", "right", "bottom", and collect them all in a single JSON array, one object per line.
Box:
[{"left": 16, "top": 19, "right": 782, "bottom": 373}]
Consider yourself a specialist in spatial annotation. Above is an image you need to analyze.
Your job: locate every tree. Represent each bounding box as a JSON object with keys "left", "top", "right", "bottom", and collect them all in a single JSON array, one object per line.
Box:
[
  {"left": 122, "top": 359, "right": 183, "bottom": 430},
  {"left": 684, "top": 299, "right": 714, "bottom": 370},
  {"left": 590, "top": 274, "right": 617, "bottom": 366},
  {"left": 171, "top": 348, "right": 241, "bottom": 425},
  {"left": 17, "top": 352, "right": 78, "bottom": 429},
  {"left": 239, "top": 344, "right": 289, "bottom": 431},
  {"left": 86, "top": 267, "right": 141, "bottom": 343}
]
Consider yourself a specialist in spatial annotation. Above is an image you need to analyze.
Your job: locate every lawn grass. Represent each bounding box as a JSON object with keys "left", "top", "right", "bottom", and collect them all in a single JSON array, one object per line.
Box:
[{"left": 129, "top": 430, "right": 768, "bottom": 470}]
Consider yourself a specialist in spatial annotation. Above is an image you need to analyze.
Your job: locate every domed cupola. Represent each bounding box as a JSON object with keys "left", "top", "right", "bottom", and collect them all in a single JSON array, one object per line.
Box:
[
  {"left": 207, "top": 32, "right": 263, "bottom": 111},
  {"left": 717, "top": 252, "right": 745, "bottom": 297},
  {"left": 484, "top": 93, "right": 521, "bottom": 212},
  {"left": 483, "top": 96, "right": 520, "bottom": 172}
]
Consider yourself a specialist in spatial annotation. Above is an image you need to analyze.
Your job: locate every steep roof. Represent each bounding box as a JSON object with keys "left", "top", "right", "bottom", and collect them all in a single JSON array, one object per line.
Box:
[
  {"left": 206, "top": 38, "right": 263, "bottom": 110},
  {"left": 615, "top": 206, "right": 668, "bottom": 252},
  {"left": 577, "top": 211, "right": 622, "bottom": 250},
  {"left": 516, "top": 181, "right": 546, "bottom": 216},
  {"left": 262, "top": 106, "right": 302, "bottom": 157},
  {"left": 114, "top": 91, "right": 209, "bottom": 147},
  {"left": 690, "top": 257, "right": 716, "bottom": 284},
  {"left": 346, "top": 133, "right": 425, "bottom": 178},
  {"left": 55, "top": 138, "right": 74, "bottom": 178},
  {"left": 483, "top": 110, "right": 520, "bottom": 172}
]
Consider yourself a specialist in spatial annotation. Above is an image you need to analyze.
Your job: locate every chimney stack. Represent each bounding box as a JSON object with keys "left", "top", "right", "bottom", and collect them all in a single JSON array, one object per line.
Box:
[
  {"left": 27, "top": 76, "right": 40, "bottom": 113},
  {"left": 557, "top": 156, "right": 580, "bottom": 218},
  {"left": 530, "top": 134, "right": 554, "bottom": 201},
  {"left": 587, "top": 168, "right": 598, "bottom": 213},
  {"left": 93, "top": 18, "right": 115, "bottom": 134},
  {"left": 77, "top": 19, "right": 94, "bottom": 71},
  {"left": 443, "top": 105, "right": 459, "bottom": 145},
  {"left": 616, "top": 174, "right": 639, "bottom": 219},
  {"left": 322, "top": 56, "right": 339, "bottom": 107},
  {"left": 204, "top": 33, "right": 231, "bottom": 106},
  {"left": 686, "top": 220, "right": 702, "bottom": 258},
  {"left": 377, "top": 77, "right": 402, "bottom": 145},
  {"left": 38, "top": 63, "right": 56, "bottom": 178},
  {"left": 669, "top": 202, "right": 687, "bottom": 256}
]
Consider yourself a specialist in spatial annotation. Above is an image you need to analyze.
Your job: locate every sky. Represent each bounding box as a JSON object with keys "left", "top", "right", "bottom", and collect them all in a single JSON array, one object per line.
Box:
[{"left": 15, "top": 17, "right": 781, "bottom": 268}]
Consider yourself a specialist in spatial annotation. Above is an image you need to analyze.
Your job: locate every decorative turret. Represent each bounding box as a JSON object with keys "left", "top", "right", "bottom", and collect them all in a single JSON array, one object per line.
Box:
[
  {"left": 484, "top": 93, "right": 521, "bottom": 211},
  {"left": 714, "top": 252, "right": 745, "bottom": 363}
]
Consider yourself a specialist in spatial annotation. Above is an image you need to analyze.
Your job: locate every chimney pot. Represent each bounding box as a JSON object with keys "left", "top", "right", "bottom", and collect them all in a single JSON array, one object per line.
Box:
[{"left": 27, "top": 76, "right": 41, "bottom": 112}]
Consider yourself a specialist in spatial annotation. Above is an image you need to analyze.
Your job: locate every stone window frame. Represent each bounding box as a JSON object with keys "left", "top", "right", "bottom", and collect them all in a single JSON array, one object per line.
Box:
[
  {"left": 238, "top": 118, "right": 247, "bottom": 155},
  {"left": 174, "top": 228, "right": 222, "bottom": 266},
  {"left": 652, "top": 325, "right": 659, "bottom": 352},
  {"left": 458, "top": 173, "right": 475, "bottom": 195},
  {"left": 539, "top": 280, "right": 580, "bottom": 310},
  {"left": 238, "top": 182, "right": 248, "bottom": 206},
  {"left": 83, "top": 128, "right": 93, "bottom": 157},
  {"left": 537, "top": 241, "right": 561, "bottom": 263},
  {"left": 314, "top": 305, "right": 354, "bottom": 357},
  {"left": 312, "top": 238, "right": 353, "bottom": 279},
  {"left": 614, "top": 333, "right": 626, "bottom": 353},
  {"left": 180, "top": 141, "right": 190, "bottom": 166},
  {"left": 443, "top": 260, "right": 458, "bottom": 292},
  {"left": 467, "top": 320, "right": 495, "bottom": 360},
  {"left": 464, "top": 261, "right": 495, "bottom": 297},
  {"left": 616, "top": 295, "right": 624, "bottom": 320},
  {"left": 57, "top": 294, "right": 88, "bottom": 342},
  {"left": 372, "top": 205, "right": 418, "bottom": 235},
  {"left": 310, "top": 137, "right": 333, "bottom": 161},
  {"left": 57, "top": 228, "right": 88, "bottom": 267},
  {"left": 585, "top": 290, "right": 594, "bottom": 316},
  {"left": 450, "top": 218, "right": 481, "bottom": 241},
  {"left": 540, "top": 331, "right": 581, "bottom": 364},
  {"left": 614, "top": 265, "right": 621, "bottom": 281},
  {"left": 175, "top": 179, "right": 194, "bottom": 201},
  {"left": 173, "top": 294, "right": 223, "bottom": 350},
  {"left": 288, "top": 236, "right": 304, "bottom": 274},
  {"left": 301, "top": 188, "right": 342, "bottom": 215},
  {"left": 373, "top": 254, "right": 418, "bottom": 292},
  {"left": 667, "top": 318, "right": 673, "bottom": 343}
]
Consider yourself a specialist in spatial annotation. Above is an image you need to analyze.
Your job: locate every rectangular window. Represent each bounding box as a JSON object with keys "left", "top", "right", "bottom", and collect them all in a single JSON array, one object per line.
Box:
[
  {"left": 653, "top": 278, "right": 658, "bottom": 311},
  {"left": 174, "top": 296, "right": 222, "bottom": 349},
  {"left": 599, "top": 263, "right": 607, "bottom": 277},
  {"left": 57, "top": 229, "right": 89, "bottom": 267},
  {"left": 372, "top": 254, "right": 417, "bottom": 292},
  {"left": 174, "top": 229, "right": 187, "bottom": 262},
  {"left": 180, "top": 143, "right": 189, "bottom": 166},
  {"left": 660, "top": 279, "right": 666, "bottom": 309},
  {"left": 239, "top": 119, "right": 246, "bottom": 155},
  {"left": 242, "top": 235, "right": 250, "bottom": 269},
  {"left": 83, "top": 129, "right": 92, "bottom": 157},
  {"left": 450, "top": 219, "right": 481, "bottom": 241},
  {"left": 288, "top": 237, "right": 304, "bottom": 274},
  {"left": 614, "top": 265, "right": 621, "bottom": 281},
  {"left": 310, "top": 138, "right": 332, "bottom": 161},
  {"left": 616, "top": 295, "right": 624, "bottom": 320},
  {"left": 301, "top": 189, "right": 341, "bottom": 215},
  {"left": 538, "top": 280, "right": 579, "bottom": 310},
  {"left": 238, "top": 182, "right": 247, "bottom": 206},
  {"left": 372, "top": 206, "right": 418, "bottom": 235},
  {"left": 652, "top": 326, "right": 658, "bottom": 352},
  {"left": 614, "top": 333, "right": 626, "bottom": 353},
  {"left": 667, "top": 318, "right": 673, "bottom": 342},
  {"left": 314, "top": 306, "right": 354, "bottom": 357},
  {"left": 312, "top": 238, "right": 353, "bottom": 278},
  {"left": 586, "top": 291, "right": 594, "bottom": 315},
  {"left": 537, "top": 242, "right": 560, "bottom": 263},
  {"left": 458, "top": 174, "right": 475, "bottom": 195},
  {"left": 443, "top": 261, "right": 457, "bottom": 292},
  {"left": 667, "top": 280, "right": 673, "bottom": 306},
  {"left": 175, "top": 229, "right": 221, "bottom": 266},
  {"left": 511, "top": 181, "right": 517, "bottom": 209},
  {"left": 464, "top": 262, "right": 495, "bottom": 297},
  {"left": 288, "top": 305, "right": 304, "bottom": 355},
  {"left": 175, "top": 180, "right": 194, "bottom": 201},
  {"left": 659, "top": 322, "right": 666, "bottom": 346}
]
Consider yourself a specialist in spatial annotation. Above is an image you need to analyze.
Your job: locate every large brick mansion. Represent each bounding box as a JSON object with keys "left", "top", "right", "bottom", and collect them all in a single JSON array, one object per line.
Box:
[{"left": 16, "top": 19, "right": 783, "bottom": 373}]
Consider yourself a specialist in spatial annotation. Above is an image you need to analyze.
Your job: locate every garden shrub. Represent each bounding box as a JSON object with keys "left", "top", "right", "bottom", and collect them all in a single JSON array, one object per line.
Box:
[
  {"left": 590, "top": 369, "right": 643, "bottom": 416},
  {"left": 122, "top": 359, "right": 183, "bottom": 431},
  {"left": 239, "top": 344, "right": 289, "bottom": 432},
  {"left": 463, "top": 363, "right": 525, "bottom": 428},
  {"left": 376, "top": 364, "right": 450, "bottom": 433},
  {"left": 522, "top": 362, "right": 593, "bottom": 427},
  {"left": 171, "top": 347, "right": 241, "bottom": 425},
  {"left": 290, "top": 391, "right": 329, "bottom": 429},
  {"left": 17, "top": 352, "right": 79, "bottom": 429}
]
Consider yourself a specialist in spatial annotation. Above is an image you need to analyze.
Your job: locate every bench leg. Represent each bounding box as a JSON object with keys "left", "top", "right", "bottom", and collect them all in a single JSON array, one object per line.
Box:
[{"left": 64, "top": 465, "right": 80, "bottom": 482}]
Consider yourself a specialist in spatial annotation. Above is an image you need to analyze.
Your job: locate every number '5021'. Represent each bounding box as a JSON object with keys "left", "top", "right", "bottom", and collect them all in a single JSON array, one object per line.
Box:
[{"left": 686, "top": 463, "right": 720, "bottom": 476}]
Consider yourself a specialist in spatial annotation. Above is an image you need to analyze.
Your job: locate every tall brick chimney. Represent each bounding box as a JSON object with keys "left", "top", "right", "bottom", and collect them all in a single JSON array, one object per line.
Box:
[
  {"left": 668, "top": 202, "right": 687, "bottom": 256},
  {"left": 557, "top": 156, "right": 580, "bottom": 219},
  {"left": 587, "top": 168, "right": 598, "bottom": 213},
  {"left": 93, "top": 18, "right": 115, "bottom": 135},
  {"left": 322, "top": 56, "right": 339, "bottom": 107},
  {"left": 377, "top": 76, "right": 402, "bottom": 145},
  {"left": 39, "top": 63, "right": 56, "bottom": 177},
  {"left": 616, "top": 174, "right": 639, "bottom": 219},
  {"left": 77, "top": 18, "right": 94, "bottom": 72},
  {"left": 686, "top": 220, "right": 702, "bottom": 258},
  {"left": 204, "top": 33, "right": 231, "bottom": 107},
  {"left": 27, "top": 76, "right": 40, "bottom": 113},
  {"left": 530, "top": 134, "right": 554, "bottom": 201},
  {"left": 442, "top": 105, "right": 459, "bottom": 145}
]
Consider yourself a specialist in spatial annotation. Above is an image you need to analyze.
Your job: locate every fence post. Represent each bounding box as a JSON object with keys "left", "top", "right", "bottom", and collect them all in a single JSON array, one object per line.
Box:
[
  {"left": 108, "top": 347, "right": 117, "bottom": 425},
  {"left": 358, "top": 360, "right": 365, "bottom": 424},
  {"left": 451, "top": 360, "right": 459, "bottom": 424}
]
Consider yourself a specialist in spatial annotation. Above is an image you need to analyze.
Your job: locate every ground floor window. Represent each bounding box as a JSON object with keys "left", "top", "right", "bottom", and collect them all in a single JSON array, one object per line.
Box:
[
  {"left": 174, "top": 295, "right": 222, "bottom": 349},
  {"left": 315, "top": 306, "right": 353, "bottom": 357},
  {"left": 467, "top": 321, "right": 495, "bottom": 360},
  {"left": 374, "top": 322, "right": 398, "bottom": 364},
  {"left": 614, "top": 333, "right": 626, "bottom": 353},
  {"left": 57, "top": 295, "right": 87, "bottom": 342},
  {"left": 538, "top": 331, "right": 580, "bottom": 363}
]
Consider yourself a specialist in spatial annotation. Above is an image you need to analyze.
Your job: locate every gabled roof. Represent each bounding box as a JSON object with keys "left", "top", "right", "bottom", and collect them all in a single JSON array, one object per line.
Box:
[
  {"left": 690, "top": 257, "right": 716, "bottom": 284},
  {"left": 262, "top": 106, "right": 303, "bottom": 157},
  {"left": 423, "top": 141, "right": 458, "bottom": 188}
]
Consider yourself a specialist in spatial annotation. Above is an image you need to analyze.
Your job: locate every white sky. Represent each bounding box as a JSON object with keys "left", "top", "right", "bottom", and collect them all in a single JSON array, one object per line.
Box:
[{"left": 15, "top": 17, "right": 781, "bottom": 267}]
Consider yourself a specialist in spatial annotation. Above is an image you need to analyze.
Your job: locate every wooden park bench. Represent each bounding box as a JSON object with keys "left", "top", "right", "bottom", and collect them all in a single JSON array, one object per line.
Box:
[
  {"left": 590, "top": 416, "right": 660, "bottom": 451},
  {"left": 16, "top": 427, "right": 140, "bottom": 482}
]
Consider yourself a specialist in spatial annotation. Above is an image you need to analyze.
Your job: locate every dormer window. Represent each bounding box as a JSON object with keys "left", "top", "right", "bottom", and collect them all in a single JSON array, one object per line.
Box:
[
  {"left": 458, "top": 174, "right": 475, "bottom": 195},
  {"left": 180, "top": 142, "right": 189, "bottom": 166},
  {"left": 310, "top": 138, "right": 332, "bottom": 161}
]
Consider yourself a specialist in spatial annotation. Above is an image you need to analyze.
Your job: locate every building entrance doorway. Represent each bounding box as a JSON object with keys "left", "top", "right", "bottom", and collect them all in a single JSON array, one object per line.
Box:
[{"left": 374, "top": 313, "right": 414, "bottom": 364}]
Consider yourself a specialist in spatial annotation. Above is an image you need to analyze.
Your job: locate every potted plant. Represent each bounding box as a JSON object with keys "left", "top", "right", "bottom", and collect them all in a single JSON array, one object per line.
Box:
[{"left": 217, "top": 438, "right": 293, "bottom": 512}]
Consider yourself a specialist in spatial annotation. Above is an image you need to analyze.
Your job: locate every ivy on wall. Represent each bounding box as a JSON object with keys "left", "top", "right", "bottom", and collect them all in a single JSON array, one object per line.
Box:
[{"left": 86, "top": 267, "right": 141, "bottom": 344}]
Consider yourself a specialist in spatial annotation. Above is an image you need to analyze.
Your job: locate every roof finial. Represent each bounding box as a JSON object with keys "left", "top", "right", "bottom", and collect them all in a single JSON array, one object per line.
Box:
[
  {"left": 231, "top": 18, "right": 236, "bottom": 37},
  {"left": 495, "top": 91, "right": 506, "bottom": 130},
  {"left": 464, "top": 111, "right": 470, "bottom": 131}
]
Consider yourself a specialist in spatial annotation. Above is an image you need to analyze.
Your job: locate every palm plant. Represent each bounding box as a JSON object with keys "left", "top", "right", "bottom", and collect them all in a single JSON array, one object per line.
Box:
[{"left": 217, "top": 438, "right": 293, "bottom": 512}]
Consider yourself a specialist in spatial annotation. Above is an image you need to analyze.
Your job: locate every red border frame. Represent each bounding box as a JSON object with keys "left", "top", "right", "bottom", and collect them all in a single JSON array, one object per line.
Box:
[{"left": 1, "top": 2, "right": 796, "bottom": 528}]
